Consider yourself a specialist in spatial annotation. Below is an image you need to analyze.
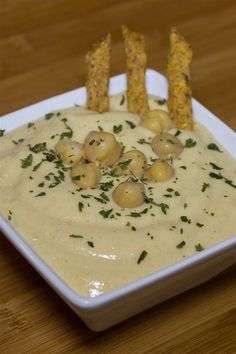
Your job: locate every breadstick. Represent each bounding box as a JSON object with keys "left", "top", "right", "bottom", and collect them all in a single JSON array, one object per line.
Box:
[
  {"left": 86, "top": 33, "right": 111, "bottom": 112},
  {"left": 167, "top": 28, "right": 193, "bottom": 130},
  {"left": 122, "top": 25, "right": 149, "bottom": 116}
]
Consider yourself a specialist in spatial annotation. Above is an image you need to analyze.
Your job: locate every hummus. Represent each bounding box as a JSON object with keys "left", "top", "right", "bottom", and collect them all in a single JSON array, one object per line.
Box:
[{"left": 0, "top": 94, "right": 236, "bottom": 297}]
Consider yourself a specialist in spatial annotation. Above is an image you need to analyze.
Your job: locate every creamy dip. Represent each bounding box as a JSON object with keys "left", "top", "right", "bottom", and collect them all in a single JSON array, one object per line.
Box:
[{"left": 0, "top": 94, "right": 236, "bottom": 297}]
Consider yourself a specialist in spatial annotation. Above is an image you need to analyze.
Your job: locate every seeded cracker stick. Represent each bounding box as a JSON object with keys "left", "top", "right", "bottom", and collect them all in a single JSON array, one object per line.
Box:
[
  {"left": 167, "top": 29, "right": 194, "bottom": 130},
  {"left": 122, "top": 25, "right": 149, "bottom": 116},
  {"left": 86, "top": 33, "right": 111, "bottom": 112}
]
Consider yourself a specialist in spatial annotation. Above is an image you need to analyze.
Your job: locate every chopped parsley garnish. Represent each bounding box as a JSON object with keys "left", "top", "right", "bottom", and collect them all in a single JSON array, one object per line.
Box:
[
  {"left": 209, "top": 162, "right": 223, "bottom": 170},
  {"left": 196, "top": 222, "right": 204, "bottom": 227},
  {"left": 0, "top": 129, "right": 5, "bottom": 137},
  {"left": 144, "top": 196, "right": 169, "bottom": 214},
  {"left": 117, "top": 159, "right": 132, "bottom": 170},
  {"left": 99, "top": 180, "right": 114, "bottom": 191},
  {"left": 69, "top": 234, "right": 83, "bottom": 238},
  {"left": 176, "top": 241, "right": 186, "bottom": 249},
  {"left": 35, "top": 192, "right": 46, "bottom": 197},
  {"left": 207, "top": 143, "right": 222, "bottom": 152},
  {"left": 8, "top": 210, "right": 13, "bottom": 221},
  {"left": 60, "top": 120, "right": 73, "bottom": 139},
  {"left": 27, "top": 122, "right": 35, "bottom": 128},
  {"left": 87, "top": 241, "right": 94, "bottom": 248},
  {"left": 126, "top": 120, "right": 136, "bottom": 129},
  {"left": 12, "top": 138, "right": 25, "bottom": 145},
  {"left": 127, "top": 208, "right": 148, "bottom": 217},
  {"left": 157, "top": 203, "right": 169, "bottom": 215},
  {"left": 185, "top": 138, "right": 197, "bottom": 148},
  {"left": 21, "top": 154, "right": 33, "bottom": 168},
  {"left": 120, "top": 95, "right": 125, "bottom": 105},
  {"left": 99, "top": 209, "right": 113, "bottom": 218},
  {"left": 180, "top": 216, "right": 191, "bottom": 223},
  {"left": 113, "top": 124, "right": 123, "bottom": 134},
  {"left": 100, "top": 192, "right": 109, "bottom": 202},
  {"left": 78, "top": 202, "right": 84, "bottom": 212},
  {"left": 32, "top": 160, "right": 44, "bottom": 171},
  {"left": 29, "top": 142, "right": 47, "bottom": 153},
  {"left": 72, "top": 175, "right": 83, "bottom": 181},
  {"left": 137, "top": 138, "right": 150, "bottom": 145},
  {"left": 155, "top": 98, "right": 167, "bottom": 105},
  {"left": 174, "top": 130, "right": 181, "bottom": 137},
  {"left": 45, "top": 113, "right": 54, "bottom": 120},
  {"left": 209, "top": 172, "right": 222, "bottom": 179},
  {"left": 195, "top": 243, "right": 205, "bottom": 252},
  {"left": 202, "top": 182, "right": 210, "bottom": 192},
  {"left": 137, "top": 250, "right": 148, "bottom": 264}
]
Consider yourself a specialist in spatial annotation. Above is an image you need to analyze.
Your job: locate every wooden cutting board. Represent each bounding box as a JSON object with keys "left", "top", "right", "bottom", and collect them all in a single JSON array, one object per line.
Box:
[{"left": 0, "top": 1, "right": 236, "bottom": 353}]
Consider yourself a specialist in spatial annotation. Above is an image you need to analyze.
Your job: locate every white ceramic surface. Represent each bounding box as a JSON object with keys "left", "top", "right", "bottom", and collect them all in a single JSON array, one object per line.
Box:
[{"left": 0, "top": 69, "right": 236, "bottom": 331}]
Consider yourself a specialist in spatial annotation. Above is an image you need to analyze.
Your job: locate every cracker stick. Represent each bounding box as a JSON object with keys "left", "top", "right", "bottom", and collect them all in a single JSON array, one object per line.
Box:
[
  {"left": 122, "top": 25, "right": 149, "bottom": 116},
  {"left": 167, "top": 28, "right": 193, "bottom": 130},
  {"left": 86, "top": 33, "right": 111, "bottom": 112}
]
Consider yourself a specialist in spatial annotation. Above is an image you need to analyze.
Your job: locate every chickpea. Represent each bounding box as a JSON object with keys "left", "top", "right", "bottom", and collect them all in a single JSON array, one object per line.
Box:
[
  {"left": 140, "top": 109, "right": 172, "bottom": 134},
  {"left": 112, "top": 181, "right": 145, "bottom": 208},
  {"left": 71, "top": 162, "right": 101, "bottom": 189},
  {"left": 151, "top": 133, "right": 184, "bottom": 159},
  {"left": 83, "top": 131, "right": 121, "bottom": 167},
  {"left": 55, "top": 139, "right": 83, "bottom": 165},
  {"left": 115, "top": 150, "right": 147, "bottom": 177},
  {"left": 144, "top": 160, "right": 174, "bottom": 182}
]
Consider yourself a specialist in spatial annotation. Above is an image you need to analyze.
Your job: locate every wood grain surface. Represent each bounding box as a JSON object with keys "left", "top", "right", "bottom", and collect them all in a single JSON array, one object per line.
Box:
[{"left": 0, "top": 0, "right": 236, "bottom": 353}]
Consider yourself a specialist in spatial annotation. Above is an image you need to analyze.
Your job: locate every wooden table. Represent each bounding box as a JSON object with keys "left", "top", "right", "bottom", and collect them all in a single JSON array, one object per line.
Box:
[{"left": 0, "top": 1, "right": 236, "bottom": 352}]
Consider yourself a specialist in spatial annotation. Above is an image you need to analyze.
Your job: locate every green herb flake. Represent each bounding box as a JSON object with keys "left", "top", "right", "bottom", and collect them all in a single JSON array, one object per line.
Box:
[
  {"left": 29, "top": 142, "right": 47, "bottom": 153},
  {"left": 87, "top": 241, "right": 94, "bottom": 248},
  {"left": 180, "top": 215, "right": 191, "bottom": 223},
  {"left": 155, "top": 98, "right": 167, "bottom": 105},
  {"left": 99, "top": 180, "right": 114, "bottom": 191},
  {"left": 127, "top": 208, "right": 148, "bottom": 217},
  {"left": 78, "top": 202, "right": 84, "bottom": 212},
  {"left": 100, "top": 192, "right": 110, "bottom": 202},
  {"left": 8, "top": 210, "right": 13, "bottom": 221},
  {"left": 0, "top": 129, "right": 5, "bottom": 137},
  {"left": 157, "top": 203, "right": 169, "bottom": 215},
  {"left": 137, "top": 250, "right": 148, "bottom": 264},
  {"left": 202, "top": 182, "right": 210, "bottom": 192},
  {"left": 175, "top": 130, "right": 181, "bottom": 137},
  {"left": 99, "top": 209, "right": 113, "bottom": 218},
  {"left": 195, "top": 243, "right": 205, "bottom": 252},
  {"left": 137, "top": 138, "right": 150, "bottom": 145},
  {"left": 12, "top": 138, "right": 25, "bottom": 145},
  {"left": 113, "top": 125, "right": 123, "bottom": 134},
  {"left": 209, "top": 172, "right": 223, "bottom": 180},
  {"left": 117, "top": 159, "right": 132, "bottom": 170},
  {"left": 185, "top": 138, "right": 197, "bottom": 148},
  {"left": 33, "top": 160, "right": 44, "bottom": 172},
  {"left": 45, "top": 113, "right": 54, "bottom": 120},
  {"left": 207, "top": 143, "right": 222, "bottom": 152},
  {"left": 176, "top": 241, "right": 186, "bottom": 249},
  {"left": 196, "top": 222, "right": 204, "bottom": 227},
  {"left": 69, "top": 234, "right": 83, "bottom": 238},
  {"left": 27, "top": 122, "right": 35, "bottom": 128},
  {"left": 126, "top": 120, "right": 136, "bottom": 129},
  {"left": 210, "top": 162, "right": 223, "bottom": 170},
  {"left": 120, "top": 95, "right": 125, "bottom": 105},
  {"left": 35, "top": 192, "right": 46, "bottom": 197},
  {"left": 21, "top": 154, "right": 33, "bottom": 168}
]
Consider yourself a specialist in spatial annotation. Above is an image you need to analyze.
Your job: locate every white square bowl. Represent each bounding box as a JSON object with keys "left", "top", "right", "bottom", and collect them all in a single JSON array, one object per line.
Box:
[{"left": 0, "top": 69, "right": 236, "bottom": 331}]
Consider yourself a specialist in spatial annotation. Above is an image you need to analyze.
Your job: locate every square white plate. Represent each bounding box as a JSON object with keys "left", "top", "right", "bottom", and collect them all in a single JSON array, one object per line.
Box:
[{"left": 1, "top": 69, "right": 236, "bottom": 331}]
